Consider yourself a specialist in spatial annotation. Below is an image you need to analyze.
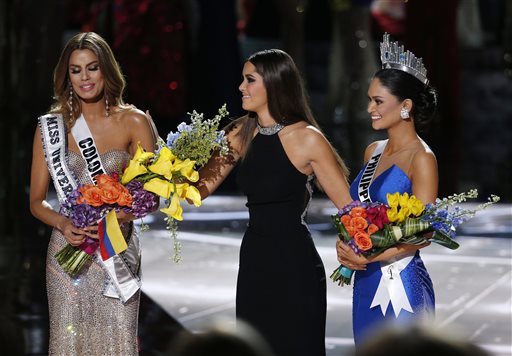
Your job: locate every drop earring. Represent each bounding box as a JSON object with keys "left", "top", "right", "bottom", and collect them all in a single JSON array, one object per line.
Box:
[
  {"left": 400, "top": 107, "right": 410, "bottom": 119},
  {"left": 67, "top": 83, "right": 74, "bottom": 117},
  {"left": 105, "top": 95, "right": 110, "bottom": 117}
]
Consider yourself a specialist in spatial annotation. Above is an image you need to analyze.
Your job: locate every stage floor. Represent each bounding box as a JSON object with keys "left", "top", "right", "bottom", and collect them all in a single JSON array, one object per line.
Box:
[{"left": 139, "top": 195, "right": 512, "bottom": 356}]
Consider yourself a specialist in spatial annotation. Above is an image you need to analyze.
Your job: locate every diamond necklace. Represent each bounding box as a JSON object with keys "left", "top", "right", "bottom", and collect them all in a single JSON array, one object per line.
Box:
[{"left": 257, "top": 122, "right": 285, "bottom": 135}]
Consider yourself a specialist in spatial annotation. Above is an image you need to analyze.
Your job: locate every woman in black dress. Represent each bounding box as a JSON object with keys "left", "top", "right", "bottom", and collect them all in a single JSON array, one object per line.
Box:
[{"left": 197, "top": 49, "right": 351, "bottom": 356}]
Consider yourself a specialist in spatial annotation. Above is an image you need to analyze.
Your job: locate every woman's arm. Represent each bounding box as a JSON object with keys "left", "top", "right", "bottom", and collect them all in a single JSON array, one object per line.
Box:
[
  {"left": 336, "top": 239, "right": 428, "bottom": 269},
  {"left": 410, "top": 149, "right": 438, "bottom": 204},
  {"left": 29, "top": 128, "right": 87, "bottom": 246},
  {"left": 302, "top": 127, "right": 352, "bottom": 209},
  {"left": 112, "top": 109, "right": 159, "bottom": 226},
  {"left": 126, "top": 108, "right": 157, "bottom": 154},
  {"left": 195, "top": 119, "right": 244, "bottom": 200}
]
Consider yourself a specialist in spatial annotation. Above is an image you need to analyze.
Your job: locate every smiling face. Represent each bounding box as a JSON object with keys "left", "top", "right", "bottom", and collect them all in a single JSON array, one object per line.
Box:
[
  {"left": 239, "top": 61, "right": 268, "bottom": 114},
  {"left": 68, "top": 49, "right": 105, "bottom": 103},
  {"left": 367, "top": 77, "right": 408, "bottom": 130}
]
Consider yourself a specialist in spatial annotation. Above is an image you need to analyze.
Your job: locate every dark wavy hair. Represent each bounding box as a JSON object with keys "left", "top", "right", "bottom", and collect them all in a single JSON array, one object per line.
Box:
[{"left": 374, "top": 68, "right": 438, "bottom": 132}]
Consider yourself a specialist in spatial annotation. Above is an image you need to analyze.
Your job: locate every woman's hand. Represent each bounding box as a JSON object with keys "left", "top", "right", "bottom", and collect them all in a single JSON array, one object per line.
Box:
[
  {"left": 336, "top": 240, "right": 368, "bottom": 270},
  {"left": 58, "top": 219, "right": 87, "bottom": 246},
  {"left": 83, "top": 224, "right": 99, "bottom": 240},
  {"left": 116, "top": 210, "right": 134, "bottom": 225}
]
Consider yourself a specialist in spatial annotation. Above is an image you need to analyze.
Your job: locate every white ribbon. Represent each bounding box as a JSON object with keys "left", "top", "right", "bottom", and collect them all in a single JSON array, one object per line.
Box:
[
  {"left": 71, "top": 114, "right": 106, "bottom": 182},
  {"left": 71, "top": 114, "right": 141, "bottom": 303},
  {"left": 96, "top": 234, "right": 142, "bottom": 303},
  {"left": 370, "top": 254, "right": 415, "bottom": 317},
  {"left": 357, "top": 140, "right": 387, "bottom": 202},
  {"left": 38, "top": 114, "right": 78, "bottom": 204}
]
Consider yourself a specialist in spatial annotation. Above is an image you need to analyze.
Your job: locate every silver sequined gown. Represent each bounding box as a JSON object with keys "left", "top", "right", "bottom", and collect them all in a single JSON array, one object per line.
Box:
[{"left": 46, "top": 150, "right": 140, "bottom": 355}]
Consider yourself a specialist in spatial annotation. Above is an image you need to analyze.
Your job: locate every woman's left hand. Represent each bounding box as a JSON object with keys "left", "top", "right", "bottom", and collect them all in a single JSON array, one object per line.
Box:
[
  {"left": 116, "top": 210, "right": 132, "bottom": 225},
  {"left": 336, "top": 240, "right": 368, "bottom": 270},
  {"left": 84, "top": 224, "right": 99, "bottom": 239}
]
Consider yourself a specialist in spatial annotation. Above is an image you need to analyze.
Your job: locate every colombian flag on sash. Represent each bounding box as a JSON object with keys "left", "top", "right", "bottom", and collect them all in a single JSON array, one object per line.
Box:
[{"left": 98, "top": 210, "right": 128, "bottom": 261}]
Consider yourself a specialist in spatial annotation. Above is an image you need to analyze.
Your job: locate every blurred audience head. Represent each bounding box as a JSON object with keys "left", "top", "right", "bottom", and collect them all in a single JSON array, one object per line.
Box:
[
  {"left": 166, "top": 319, "right": 274, "bottom": 356},
  {"left": 355, "top": 324, "right": 489, "bottom": 356}
]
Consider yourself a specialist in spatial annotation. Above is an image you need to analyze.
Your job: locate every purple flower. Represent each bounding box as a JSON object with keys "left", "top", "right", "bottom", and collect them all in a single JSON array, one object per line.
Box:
[
  {"left": 125, "top": 181, "right": 158, "bottom": 218},
  {"left": 69, "top": 203, "right": 102, "bottom": 228},
  {"left": 347, "top": 238, "right": 362, "bottom": 254},
  {"left": 338, "top": 200, "right": 367, "bottom": 216}
]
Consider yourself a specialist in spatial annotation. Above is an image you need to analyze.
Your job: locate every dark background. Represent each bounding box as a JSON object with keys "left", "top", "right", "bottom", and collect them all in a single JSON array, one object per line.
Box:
[{"left": 1, "top": 0, "right": 511, "bottom": 354}]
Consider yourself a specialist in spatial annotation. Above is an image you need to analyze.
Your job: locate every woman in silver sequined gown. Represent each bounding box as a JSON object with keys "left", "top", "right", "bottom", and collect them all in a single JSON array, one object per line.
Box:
[
  {"left": 30, "top": 32, "right": 157, "bottom": 355},
  {"left": 197, "top": 49, "right": 352, "bottom": 356}
]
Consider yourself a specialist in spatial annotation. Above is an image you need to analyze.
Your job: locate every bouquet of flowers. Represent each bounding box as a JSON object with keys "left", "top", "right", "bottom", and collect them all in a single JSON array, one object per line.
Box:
[
  {"left": 120, "top": 104, "right": 230, "bottom": 262},
  {"left": 55, "top": 173, "right": 157, "bottom": 277},
  {"left": 330, "top": 189, "right": 500, "bottom": 286}
]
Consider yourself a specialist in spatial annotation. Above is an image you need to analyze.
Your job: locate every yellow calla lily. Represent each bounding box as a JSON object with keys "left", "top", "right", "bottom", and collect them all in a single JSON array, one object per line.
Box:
[
  {"left": 386, "top": 192, "right": 400, "bottom": 209},
  {"left": 387, "top": 206, "right": 406, "bottom": 223},
  {"left": 121, "top": 160, "right": 148, "bottom": 184},
  {"left": 144, "top": 178, "right": 173, "bottom": 199},
  {"left": 160, "top": 193, "right": 183, "bottom": 221},
  {"left": 148, "top": 146, "right": 176, "bottom": 180},
  {"left": 408, "top": 195, "right": 425, "bottom": 216},
  {"left": 120, "top": 143, "right": 155, "bottom": 184},
  {"left": 387, "top": 207, "right": 400, "bottom": 223},
  {"left": 133, "top": 142, "right": 155, "bottom": 163},
  {"left": 174, "top": 159, "right": 199, "bottom": 182},
  {"left": 398, "top": 192, "right": 410, "bottom": 208},
  {"left": 175, "top": 183, "right": 202, "bottom": 207},
  {"left": 400, "top": 206, "right": 410, "bottom": 219}
]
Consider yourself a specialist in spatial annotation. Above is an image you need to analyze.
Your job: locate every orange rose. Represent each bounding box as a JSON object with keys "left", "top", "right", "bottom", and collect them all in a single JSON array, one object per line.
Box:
[
  {"left": 99, "top": 181, "right": 124, "bottom": 205},
  {"left": 352, "top": 216, "right": 368, "bottom": 231},
  {"left": 345, "top": 225, "right": 357, "bottom": 237},
  {"left": 95, "top": 174, "right": 118, "bottom": 186},
  {"left": 78, "top": 185, "right": 104, "bottom": 207},
  {"left": 117, "top": 186, "right": 133, "bottom": 207},
  {"left": 349, "top": 207, "right": 367, "bottom": 219},
  {"left": 367, "top": 223, "right": 379, "bottom": 235},
  {"left": 354, "top": 231, "right": 373, "bottom": 251},
  {"left": 340, "top": 215, "right": 352, "bottom": 228}
]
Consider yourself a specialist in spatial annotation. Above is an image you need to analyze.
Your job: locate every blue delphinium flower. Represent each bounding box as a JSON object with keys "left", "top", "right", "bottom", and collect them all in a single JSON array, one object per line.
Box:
[
  {"left": 177, "top": 122, "right": 192, "bottom": 133},
  {"left": 215, "top": 130, "right": 225, "bottom": 144},
  {"left": 166, "top": 131, "right": 180, "bottom": 148}
]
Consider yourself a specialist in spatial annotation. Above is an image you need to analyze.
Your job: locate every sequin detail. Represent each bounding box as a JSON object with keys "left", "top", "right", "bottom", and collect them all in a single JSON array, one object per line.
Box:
[
  {"left": 300, "top": 175, "right": 314, "bottom": 227},
  {"left": 257, "top": 122, "right": 284, "bottom": 135},
  {"left": 46, "top": 150, "right": 140, "bottom": 355}
]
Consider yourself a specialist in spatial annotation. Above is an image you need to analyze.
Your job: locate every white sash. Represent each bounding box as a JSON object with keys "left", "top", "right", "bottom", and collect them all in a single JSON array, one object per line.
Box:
[
  {"left": 356, "top": 139, "right": 415, "bottom": 317},
  {"left": 37, "top": 113, "right": 140, "bottom": 303},
  {"left": 38, "top": 114, "right": 78, "bottom": 204},
  {"left": 71, "top": 114, "right": 107, "bottom": 182},
  {"left": 357, "top": 140, "right": 387, "bottom": 202},
  {"left": 69, "top": 114, "right": 141, "bottom": 303}
]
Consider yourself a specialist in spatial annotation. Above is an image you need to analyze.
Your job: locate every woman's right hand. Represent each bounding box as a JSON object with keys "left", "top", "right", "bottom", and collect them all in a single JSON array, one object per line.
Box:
[
  {"left": 58, "top": 219, "right": 87, "bottom": 246},
  {"left": 336, "top": 240, "right": 368, "bottom": 270}
]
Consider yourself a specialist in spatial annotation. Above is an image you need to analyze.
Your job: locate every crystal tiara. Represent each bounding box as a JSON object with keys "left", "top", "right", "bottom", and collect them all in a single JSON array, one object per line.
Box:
[{"left": 380, "top": 33, "right": 429, "bottom": 85}]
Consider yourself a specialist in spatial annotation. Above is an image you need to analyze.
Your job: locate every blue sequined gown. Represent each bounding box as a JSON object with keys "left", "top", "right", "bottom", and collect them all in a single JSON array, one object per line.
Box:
[{"left": 349, "top": 163, "right": 435, "bottom": 346}]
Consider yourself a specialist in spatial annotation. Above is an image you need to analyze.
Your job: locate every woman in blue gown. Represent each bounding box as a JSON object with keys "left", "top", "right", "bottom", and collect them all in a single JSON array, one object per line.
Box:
[{"left": 336, "top": 34, "right": 439, "bottom": 347}]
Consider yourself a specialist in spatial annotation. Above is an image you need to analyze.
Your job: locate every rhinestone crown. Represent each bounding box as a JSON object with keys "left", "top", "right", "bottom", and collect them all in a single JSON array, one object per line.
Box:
[{"left": 380, "top": 33, "right": 428, "bottom": 84}]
